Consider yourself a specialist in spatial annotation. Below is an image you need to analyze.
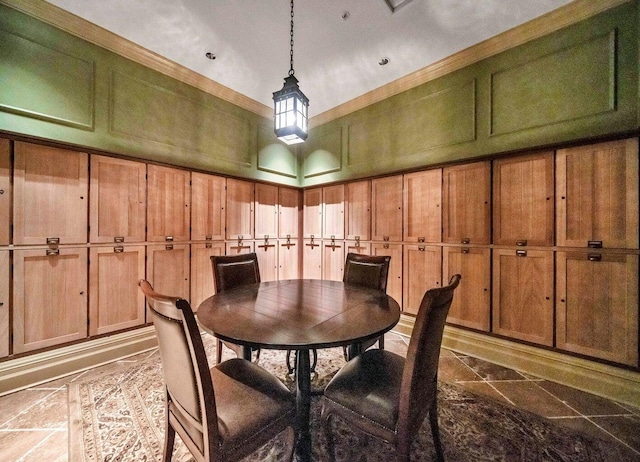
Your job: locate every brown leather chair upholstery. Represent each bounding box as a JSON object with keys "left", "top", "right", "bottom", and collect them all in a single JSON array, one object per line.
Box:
[
  {"left": 343, "top": 252, "right": 391, "bottom": 359},
  {"left": 211, "top": 253, "right": 261, "bottom": 364},
  {"left": 139, "top": 280, "right": 297, "bottom": 462},
  {"left": 321, "top": 274, "right": 461, "bottom": 462}
]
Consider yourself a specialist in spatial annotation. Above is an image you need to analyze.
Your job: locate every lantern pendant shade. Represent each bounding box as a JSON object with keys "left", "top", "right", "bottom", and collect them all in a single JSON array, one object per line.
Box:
[{"left": 273, "top": 74, "right": 309, "bottom": 145}]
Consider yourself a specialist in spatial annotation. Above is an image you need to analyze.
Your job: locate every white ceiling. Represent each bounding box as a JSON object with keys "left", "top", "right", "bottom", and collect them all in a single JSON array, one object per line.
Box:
[{"left": 45, "top": 0, "right": 572, "bottom": 117}]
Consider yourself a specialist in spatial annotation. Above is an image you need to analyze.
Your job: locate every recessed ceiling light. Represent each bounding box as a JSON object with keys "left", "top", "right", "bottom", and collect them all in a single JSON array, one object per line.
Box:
[
  {"left": 205, "top": 52, "right": 216, "bottom": 60},
  {"left": 379, "top": 57, "right": 390, "bottom": 65}
]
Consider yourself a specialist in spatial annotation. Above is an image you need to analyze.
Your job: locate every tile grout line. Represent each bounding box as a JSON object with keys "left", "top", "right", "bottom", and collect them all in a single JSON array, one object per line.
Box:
[{"left": 15, "top": 430, "right": 61, "bottom": 462}]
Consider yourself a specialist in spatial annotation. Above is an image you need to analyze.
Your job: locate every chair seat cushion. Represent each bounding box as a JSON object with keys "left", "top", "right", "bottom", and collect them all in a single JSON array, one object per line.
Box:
[
  {"left": 212, "top": 358, "right": 296, "bottom": 455},
  {"left": 324, "top": 349, "right": 404, "bottom": 435}
]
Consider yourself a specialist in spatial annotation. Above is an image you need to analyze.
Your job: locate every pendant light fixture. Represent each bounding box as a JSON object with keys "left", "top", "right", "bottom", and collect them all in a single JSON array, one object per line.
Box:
[{"left": 273, "top": 0, "right": 309, "bottom": 145}]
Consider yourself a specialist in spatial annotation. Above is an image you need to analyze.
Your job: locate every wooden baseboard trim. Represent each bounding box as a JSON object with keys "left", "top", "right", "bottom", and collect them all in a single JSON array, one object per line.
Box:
[{"left": 0, "top": 326, "right": 157, "bottom": 396}]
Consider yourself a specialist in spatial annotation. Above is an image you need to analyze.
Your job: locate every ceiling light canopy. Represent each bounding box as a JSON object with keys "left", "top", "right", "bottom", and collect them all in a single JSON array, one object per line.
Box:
[{"left": 273, "top": 0, "right": 309, "bottom": 145}]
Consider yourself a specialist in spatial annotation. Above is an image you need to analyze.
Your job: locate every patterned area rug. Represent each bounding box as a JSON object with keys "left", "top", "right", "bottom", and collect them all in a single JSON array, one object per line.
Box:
[{"left": 68, "top": 334, "right": 637, "bottom": 461}]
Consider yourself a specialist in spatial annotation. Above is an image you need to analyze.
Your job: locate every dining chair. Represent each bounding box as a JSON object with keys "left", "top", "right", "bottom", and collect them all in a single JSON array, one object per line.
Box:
[
  {"left": 321, "top": 274, "right": 461, "bottom": 462},
  {"left": 211, "top": 252, "right": 261, "bottom": 364},
  {"left": 139, "top": 280, "right": 297, "bottom": 462}
]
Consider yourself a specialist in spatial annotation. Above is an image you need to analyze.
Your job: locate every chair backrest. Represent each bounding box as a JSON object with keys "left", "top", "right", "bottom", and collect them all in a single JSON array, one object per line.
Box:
[
  {"left": 397, "top": 274, "right": 461, "bottom": 439},
  {"left": 211, "top": 252, "right": 261, "bottom": 293},
  {"left": 139, "top": 279, "right": 219, "bottom": 458},
  {"left": 343, "top": 253, "right": 391, "bottom": 292}
]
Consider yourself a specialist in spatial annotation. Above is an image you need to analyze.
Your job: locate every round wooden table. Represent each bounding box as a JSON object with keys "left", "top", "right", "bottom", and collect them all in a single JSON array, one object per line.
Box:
[{"left": 197, "top": 279, "right": 401, "bottom": 462}]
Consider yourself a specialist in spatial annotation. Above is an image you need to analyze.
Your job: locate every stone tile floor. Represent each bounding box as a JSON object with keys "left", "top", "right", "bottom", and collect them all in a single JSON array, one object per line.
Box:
[{"left": 0, "top": 332, "right": 638, "bottom": 461}]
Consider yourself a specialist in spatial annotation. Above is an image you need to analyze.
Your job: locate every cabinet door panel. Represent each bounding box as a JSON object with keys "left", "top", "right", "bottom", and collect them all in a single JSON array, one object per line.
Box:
[
  {"left": 279, "top": 240, "right": 300, "bottom": 281},
  {"left": 372, "top": 176, "right": 403, "bottom": 242},
  {"left": 345, "top": 241, "right": 370, "bottom": 255},
  {"left": 303, "top": 188, "right": 322, "bottom": 238},
  {"left": 0, "top": 139, "right": 10, "bottom": 245},
  {"left": 557, "top": 138, "right": 638, "bottom": 249},
  {"left": 279, "top": 187, "right": 300, "bottom": 239},
  {"left": 191, "top": 173, "right": 225, "bottom": 241},
  {"left": 443, "top": 246, "right": 490, "bottom": 331},
  {"left": 147, "top": 165, "right": 190, "bottom": 242},
  {"left": 226, "top": 179, "right": 254, "bottom": 240},
  {"left": 191, "top": 242, "right": 225, "bottom": 310},
  {"left": 403, "top": 169, "right": 442, "bottom": 243},
  {"left": 14, "top": 142, "right": 88, "bottom": 245},
  {"left": 255, "top": 183, "right": 278, "bottom": 239},
  {"left": 0, "top": 251, "right": 8, "bottom": 357},
  {"left": 557, "top": 251, "right": 638, "bottom": 366},
  {"left": 323, "top": 184, "right": 344, "bottom": 239},
  {"left": 89, "top": 245, "right": 145, "bottom": 335},
  {"left": 90, "top": 155, "right": 146, "bottom": 243},
  {"left": 372, "top": 243, "right": 403, "bottom": 310},
  {"left": 303, "top": 239, "right": 322, "bottom": 279},
  {"left": 492, "top": 249, "right": 553, "bottom": 346},
  {"left": 345, "top": 180, "right": 371, "bottom": 241},
  {"left": 256, "top": 241, "right": 278, "bottom": 282},
  {"left": 323, "top": 241, "right": 344, "bottom": 281},
  {"left": 146, "top": 244, "right": 190, "bottom": 304},
  {"left": 14, "top": 247, "right": 88, "bottom": 353},
  {"left": 402, "top": 245, "right": 441, "bottom": 315},
  {"left": 226, "top": 240, "right": 254, "bottom": 255},
  {"left": 443, "top": 161, "right": 491, "bottom": 244}
]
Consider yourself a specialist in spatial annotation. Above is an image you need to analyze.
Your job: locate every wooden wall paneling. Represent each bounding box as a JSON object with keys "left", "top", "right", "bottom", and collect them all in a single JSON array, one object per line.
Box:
[
  {"left": 225, "top": 178, "right": 254, "bottom": 240},
  {"left": 442, "top": 161, "right": 491, "bottom": 244},
  {"left": 190, "top": 241, "right": 225, "bottom": 311},
  {"left": 303, "top": 187, "right": 322, "bottom": 238},
  {"left": 402, "top": 244, "right": 442, "bottom": 315},
  {"left": 146, "top": 164, "right": 190, "bottom": 242},
  {"left": 256, "top": 238, "right": 278, "bottom": 282},
  {"left": 556, "top": 251, "right": 638, "bottom": 366},
  {"left": 278, "top": 187, "right": 301, "bottom": 239},
  {"left": 323, "top": 184, "right": 345, "bottom": 240},
  {"left": 279, "top": 238, "right": 300, "bottom": 281},
  {"left": 372, "top": 243, "right": 403, "bottom": 309},
  {"left": 191, "top": 172, "right": 226, "bottom": 241},
  {"left": 0, "top": 250, "right": 8, "bottom": 357},
  {"left": 345, "top": 180, "right": 371, "bottom": 241},
  {"left": 14, "top": 142, "right": 88, "bottom": 245},
  {"left": 255, "top": 183, "right": 278, "bottom": 239},
  {"left": 89, "top": 155, "right": 146, "bottom": 244},
  {"left": 89, "top": 245, "right": 145, "bottom": 336},
  {"left": 442, "top": 246, "right": 491, "bottom": 331},
  {"left": 0, "top": 139, "right": 10, "bottom": 245},
  {"left": 303, "top": 238, "right": 322, "bottom": 279},
  {"left": 322, "top": 240, "right": 344, "bottom": 281},
  {"left": 371, "top": 175, "right": 403, "bottom": 242},
  {"left": 403, "top": 169, "right": 442, "bottom": 243},
  {"left": 13, "top": 247, "right": 88, "bottom": 353}
]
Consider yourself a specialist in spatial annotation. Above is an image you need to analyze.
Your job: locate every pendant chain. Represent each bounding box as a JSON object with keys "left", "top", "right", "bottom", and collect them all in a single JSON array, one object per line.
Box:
[{"left": 289, "top": 0, "right": 295, "bottom": 76}]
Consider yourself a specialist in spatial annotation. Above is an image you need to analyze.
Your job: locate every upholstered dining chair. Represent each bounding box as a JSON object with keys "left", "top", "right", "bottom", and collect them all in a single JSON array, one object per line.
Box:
[
  {"left": 139, "top": 280, "right": 297, "bottom": 462},
  {"left": 321, "top": 274, "right": 461, "bottom": 462},
  {"left": 211, "top": 252, "right": 261, "bottom": 364}
]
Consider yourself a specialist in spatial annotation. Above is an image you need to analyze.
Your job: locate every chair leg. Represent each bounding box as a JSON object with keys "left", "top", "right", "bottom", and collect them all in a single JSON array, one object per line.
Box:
[
  {"left": 342, "top": 346, "right": 349, "bottom": 361},
  {"left": 310, "top": 348, "right": 318, "bottom": 373},
  {"left": 378, "top": 334, "right": 385, "bottom": 350},
  {"left": 282, "top": 426, "right": 296, "bottom": 462},
  {"left": 323, "top": 414, "right": 337, "bottom": 462},
  {"left": 429, "top": 397, "right": 445, "bottom": 462},
  {"left": 163, "top": 393, "right": 176, "bottom": 462},
  {"left": 253, "top": 347, "right": 261, "bottom": 364},
  {"left": 286, "top": 349, "right": 295, "bottom": 374},
  {"left": 216, "top": 338, "right": 223, "bottom": 364}
]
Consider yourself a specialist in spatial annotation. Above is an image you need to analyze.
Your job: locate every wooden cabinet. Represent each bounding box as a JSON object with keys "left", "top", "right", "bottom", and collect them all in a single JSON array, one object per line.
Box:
[
  {"left": 323, "top": 240, "right": 344, "bottom": 281},
  {"left": 191, "top": 173, "right": 225, "bottom": 241},
  {"left": 402, "top": 244, "right": 441, "bottom": 315},
  {"left": 190, "top": 242, "right": 225, "bottom": 310},
  {"left": 279, "top": 187, "right": 300, "bottom": 239},
  {"left": 14, "top": 142, "right": 88, "bottom": 245},
  {"left": 146, "top": 243, "right": 190, "bottom": 302},
  {"left": 443, "top": 246, "right": 490, "bottom": 331},
  {"left": 303, "top": 187, "right": 322, "bottom": 238},
  {"left": 403, "top": 169, "right": 442, "bottom": 243},
  {"left": 13, "top": 247, "right": 88, "bottom": 353},
  {"left": 372, "top": 175, "right": 403, "bottom": 242},
  {"left": 256, "top": 238, "right": 278, "bottom": 282},
  {"left": 89, "top": 155, "right": 146, "bottom": 244},
  {"left": 255, "top": 183, "right": 278, "bottom": 239},
  {"left": 556, "top": 138, "right": 639, "bottom": 249},
  {"left": 323, "top": 184, "right": 345, "bottom": 239},
  {"left": 556, "top": 251, "right": 638, "bottom": 366},
  {"left": 0, "top": 139, "right": 10, "bottom": 245},
  {"left": 443, "top": 161, "right": 491, "bottom": 244},
  {"left": 0, "top": 250, "right": 8, "bottom": 357},
  {"left": 345, "top": 240, "right": 370, "bottom": 255},
  {"left": 226, "top": 179, "right": 254, "bottom": 240},
  {"left": 226, "top": 240, "right": 254, "bottom": 255},
  {"left": 147, "top": 165, "right": 190, "bottom": 242},
  {"left": 303, "top": 238, "right": 322, "bottom": 279},
  {"left": 372, "top": 243, "right": 403, "bottom": 309},
  {"left": 493, "top": 151, "right": 554, "bottom": 247},
  {"left": 279, "top": 239, "right": 300, "bottom": 281},
  {"left": 345, "top": 180, "right": 371, "bottom": 241},
  {"left": 89, "top": 245, "right": 145, "bottom": 336},
  {"left": 492, "top": 248, "right": 554, "bottom": 346}
]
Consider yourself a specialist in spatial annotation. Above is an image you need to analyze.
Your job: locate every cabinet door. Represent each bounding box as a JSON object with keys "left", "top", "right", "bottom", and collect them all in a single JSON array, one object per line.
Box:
[
  {"left": 345, "top": 241, "right": 370, "bottom": 255},
  {"left": 89, "top": 245, "right": 145, "bottom": 336},
  {"left": 372, "top": 243, "right": 403, "bottom": 309},
  {"left": 147, "top": 165, "right": 190, "bottom": 242},
  {"left": 255, "top": 183, "right": 278, "bottom": 239},
  {"left": 443, "top": 161, "right": 491, "bottom": 244},
  {"left": 492, "top": 249, "right": 554, "bottom": 346},
  {"left": 442, "top": 246, "right": 490, "bottom": 331},
  {"left": 279, "top": 187, "right": 300, "bottom": 239},
  {"left": 191, "top": 173, "right": 225, "bottom": 241},
  {"left": 226, "top": 178, "right": 254, "bottom": 240},
  {"left": 303, "top": 188, "right": 322, "bottom": 238},
  {"left": 90, "top": 155, "right": 146, "bottom": 244},
  {"left": 402, "top": 245, "right": 441, "bottom": 315},
  {"left": 372, "top": 176, "right": 403, "bottom": 242},
  {"left": 403, "top": 169, "right": 442, "bottom": 243},
  {"left": 323, "top": 240, "right": 344, "bottom": 281},
  {"left": 14, "top": 247, "right": 88, "bottom": 353},
  {"left": 0, "top": 139, "right": 10, "bottom": 245},
  {"left": 226, "top": 240, "right": 254, "bottom": 255},
  {"left": 279, "top": 239, "right": 300, "bottom": 281},
  {"left": 323, "top": 184, "right": 344, "bottom": 239},
  {"left": 190, "top": 242, "right": 225, "bottom": 311},
  {"left": 493, "top": 151, "right": 554, "bottom": 246},
  {"left": 14, "top": 142, "right": 88, "bottom": 245},
  {"left": 303, "top": 239, "right": 322, "bottom": 279},
  {"left": 557, "top": 138, "right": 639, "bottom": 249},
  {"left": 146, "top": 244, "right": 190, "bottom": 304},
  {"left": 0, "top": 250, "right": 8, "bottom": 357},
  {"left": 557, "top": 251, "right": 638, "bottom": 366},
  {"left": 345, "top": 180, "right": 371, "bottom": 241},
  {"left": 256, "top": 239, "right": 278, "bottom": 282}
]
